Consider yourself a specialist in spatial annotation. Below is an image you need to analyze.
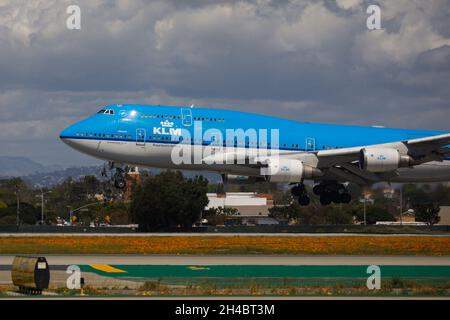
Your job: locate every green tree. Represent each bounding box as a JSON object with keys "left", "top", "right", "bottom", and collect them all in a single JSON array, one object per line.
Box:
[
  {"left": 354, "top": 205, "right": 395, "bottom": 225},
  {"left": 269, "top": 202, "right": 300, "bottom": 220},
  {"left": 0, "top": 202, "right": 38, "bottom": 225},
  {"left": 323, "top": 206, "right": 354, "bottom": 225},
  {"left": 0, "top": 178, "right": 38, "bottom": 225},
  {"left": 82, "top": 175, "right": 101, "bottom": 196},
  {"left": 404, "top": 184, "right": 431, "bottom": 206},
  {"left": 130, "top": 171, "right": 209, "bottom": 231},
  {"left": 413, "top": 202, "right": 440, "bottom": 226},
  {"left": 269, "top": 202, "right": 353, "bottom": 225},
  {"left": 203, "top": 206, "right": 238, "bottom": 226},
  {"left": 272, "top": 189, "right": 294, "bottom": 206},
  {"left": 429, "top": 184, "right": 450, "bottom": 206},
  {"left": 103, "top": 202, "right": 131, "bottom": 225}
]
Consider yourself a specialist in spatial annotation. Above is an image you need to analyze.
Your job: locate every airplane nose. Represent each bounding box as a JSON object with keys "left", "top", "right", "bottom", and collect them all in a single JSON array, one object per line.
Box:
[
  {"left": 60, "top": 116, "right": 97, "bottom": 141},
  {"left": 59, "top": 120, "right": 99, "bottom": 156},
  {"left": 59, "top": 124, "right": 79, "bottom": 150},
  {"left": 59, "top": 125, "right": 73, "bottom": 141},
  {"left": 59, "top": 117, "right": 92, "bottom": 140}
]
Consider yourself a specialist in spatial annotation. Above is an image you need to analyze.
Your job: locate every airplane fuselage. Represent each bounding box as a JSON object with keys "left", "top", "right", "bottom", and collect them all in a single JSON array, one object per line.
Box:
[{"left": 60, "top": 104, "right": 450, "bottom": 183}]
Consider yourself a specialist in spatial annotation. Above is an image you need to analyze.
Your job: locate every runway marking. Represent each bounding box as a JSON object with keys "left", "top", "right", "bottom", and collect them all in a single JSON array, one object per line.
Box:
[
  {"left": 80, "top": 265, "right": 450, "bottom": 279},
  {"left": 188, "top": 266, "right": 210, "bottom": 271},
  {"left": 90, "top": 264, "right": 127, "bottom": 273}
]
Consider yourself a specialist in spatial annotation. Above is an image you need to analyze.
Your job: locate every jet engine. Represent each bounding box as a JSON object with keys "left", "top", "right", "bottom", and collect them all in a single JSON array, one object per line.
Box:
[
  {"left": 261, "top": 158, "right": 322, "bottom": 183},
  {"left": 359, "top": 148, "right": 412, "bottom": 173}
]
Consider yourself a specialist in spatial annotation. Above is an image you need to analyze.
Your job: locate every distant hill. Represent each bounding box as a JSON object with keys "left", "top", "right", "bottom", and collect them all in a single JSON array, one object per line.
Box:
[
  {"left": 23, "top": 165, "right": 104, "bottom": 187},
  {"left": 0, "top": 156, "right": 222, "bottom": 187},
  {"left": 0, "top": 156, "right": 50, "bottom": 177}
]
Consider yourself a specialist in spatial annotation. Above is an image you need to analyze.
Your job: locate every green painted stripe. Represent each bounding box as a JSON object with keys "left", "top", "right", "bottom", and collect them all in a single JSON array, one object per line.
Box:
[{"left": 79, "top": 265, "right": 450, "bottom": 279}]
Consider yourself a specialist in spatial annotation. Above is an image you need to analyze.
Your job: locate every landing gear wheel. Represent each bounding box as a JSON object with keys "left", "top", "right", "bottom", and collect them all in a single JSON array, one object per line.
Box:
[
  {"left": 320, "top": 193, "right": 332, "bottom": 206},
  {"left": 114, "top": 179, "right": 126, "bottom": 189},
  {"left": 331, "top": 192, "right": 341, "bottom": 204},
  {"left": 298, "top": 196, "right": 310, "bottom": 206},
  {"left": 340, "top": 193, "right": 351, "bottom": 204},
  {"left": 316, "top": 182, "right": 352, "bottom": 205},
  {"left": 291, "top": 186, "right": 299, "bottom": 197},
  {"left": 291, "top": 185, "right": 302, "bottom": 197},
  {"left": 313, "top": 185, "right": 323, "bottom": 195}
]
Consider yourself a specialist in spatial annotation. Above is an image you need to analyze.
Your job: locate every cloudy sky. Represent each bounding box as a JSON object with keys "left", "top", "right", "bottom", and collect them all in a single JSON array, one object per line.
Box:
[{"left": 0, "top": 0, "right": 449, "bottom": 166}]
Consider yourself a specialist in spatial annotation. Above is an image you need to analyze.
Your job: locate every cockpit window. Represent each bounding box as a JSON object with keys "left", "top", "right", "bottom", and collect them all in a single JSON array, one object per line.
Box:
[{"left": 97, "top": 109, "right": 114, "bottom": 115}]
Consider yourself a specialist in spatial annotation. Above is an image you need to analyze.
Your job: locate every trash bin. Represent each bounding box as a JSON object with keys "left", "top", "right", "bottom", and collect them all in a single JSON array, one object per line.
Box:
[{"left": 11, "top": 256, "right": 50, "bottom": 295}]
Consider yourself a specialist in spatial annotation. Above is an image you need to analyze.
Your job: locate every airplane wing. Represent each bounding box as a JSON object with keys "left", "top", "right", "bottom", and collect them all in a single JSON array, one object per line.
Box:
[
  {"left": 316, "top": 133, "right": 450, "bottom": 165},
  {"left": 201, "top": 133, "right": 450, "bottom": 186},
  {"left": 315, "top": 133, "right": 450, "bottom": 185},
  {"left": 405, "top": 133, "right": 450, "bottom": 157}
]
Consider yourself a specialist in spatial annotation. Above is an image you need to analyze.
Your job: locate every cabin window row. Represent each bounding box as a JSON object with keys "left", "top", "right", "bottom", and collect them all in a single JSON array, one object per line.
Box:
[
  {"left": 139, "top": 114, "right": 225, "bottom": 122},
  {"left": 76, "top": 133, "right": 132, "bottom": 139}
]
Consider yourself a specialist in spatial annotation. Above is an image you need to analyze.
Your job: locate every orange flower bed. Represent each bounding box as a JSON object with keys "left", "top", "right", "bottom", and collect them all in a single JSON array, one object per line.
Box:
[{"left": 0, "top": 235, "right": 449, "bottom": 255}]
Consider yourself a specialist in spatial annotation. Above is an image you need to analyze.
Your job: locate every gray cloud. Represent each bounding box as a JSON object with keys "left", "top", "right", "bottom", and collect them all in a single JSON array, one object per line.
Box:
[{"left": 0, "top": 0, "right": 449, "bottom": 165}]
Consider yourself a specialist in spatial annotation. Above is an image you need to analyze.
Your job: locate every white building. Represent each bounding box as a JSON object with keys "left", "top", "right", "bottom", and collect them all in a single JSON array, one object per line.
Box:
[
  {"left": 438, "top": 206, "right": 450, "bottom": 225},
  {"left": 205, "top": 192, "right": 278, "bottom": 225}
]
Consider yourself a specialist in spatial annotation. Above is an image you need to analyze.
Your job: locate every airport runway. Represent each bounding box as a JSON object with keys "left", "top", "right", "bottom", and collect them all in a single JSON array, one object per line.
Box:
[
  {"left": 1, "top": 255, "right": 449, "bottom": 266},
  {"left": 1, "top": 255, "right": 448, "bottom": 299},
  {"left": 1, "top": 233, "right": 449, "bottom": 237}
]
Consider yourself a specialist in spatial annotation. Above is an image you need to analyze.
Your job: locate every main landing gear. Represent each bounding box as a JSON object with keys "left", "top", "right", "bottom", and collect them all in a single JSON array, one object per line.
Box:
[
  {"left": 291, "top": 182, "right": 352, "bottom": 206},
  {"left": 313, "top": 182, "right": 351, "bottom": 206},
  {"left": 101, "top": 161, "right": 129, "bottom": 190},
  {"left": 291, "top": 183, "right": 310, "bottom": 206}
]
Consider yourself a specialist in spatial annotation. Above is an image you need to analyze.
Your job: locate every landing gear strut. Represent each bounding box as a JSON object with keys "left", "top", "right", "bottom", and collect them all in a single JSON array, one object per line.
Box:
[
  {"left": 313, "top": 182, "right": 352, "bottom": 206},
  {"left": 102, "top": 161, "right": 129, "bottom": 190},
  {"left": 291, "top": 183, "right": 310, "bottom": 206}
]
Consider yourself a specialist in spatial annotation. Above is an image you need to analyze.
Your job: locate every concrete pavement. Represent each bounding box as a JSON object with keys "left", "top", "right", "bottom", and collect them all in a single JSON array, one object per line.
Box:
[{"left": 1, "top": 254, "right": 449, "bottom": 266}]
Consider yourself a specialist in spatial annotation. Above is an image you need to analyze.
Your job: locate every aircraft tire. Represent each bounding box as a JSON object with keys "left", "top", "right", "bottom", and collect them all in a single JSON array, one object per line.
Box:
[
  {"left": 320, "top": 194, "right": 332, "bottom": 206},
  {"left": 331, "top": 192, "right": 341, "bottom": 203},
  {"left": 340, "top": 193, "right": 352, "bottom": 204},
  {"left": 298, "top": 196, "right": 310, "bottom": 206},
  {"left": 114, "top": 179, "right": 126, "bottom": 189},
  {"left": 313, "top": 185, "right": 323, "bottom": 195},
  {"left": 291, "top": 185, "right": 301, "bottom": 197}
]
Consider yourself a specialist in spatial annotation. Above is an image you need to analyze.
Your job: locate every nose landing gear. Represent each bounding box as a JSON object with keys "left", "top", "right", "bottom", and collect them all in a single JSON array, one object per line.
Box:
[
  {"left": 102, "top": 161, "right": 129, "bottom": 190},
  {"left": 114, "top": 177, "right": 126, "bottom": 189}
]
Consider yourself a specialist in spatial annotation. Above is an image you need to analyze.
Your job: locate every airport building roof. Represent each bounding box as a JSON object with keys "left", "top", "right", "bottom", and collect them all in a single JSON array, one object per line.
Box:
[{"left": 205, "top": 192, "right": 273, "bottom": 216}]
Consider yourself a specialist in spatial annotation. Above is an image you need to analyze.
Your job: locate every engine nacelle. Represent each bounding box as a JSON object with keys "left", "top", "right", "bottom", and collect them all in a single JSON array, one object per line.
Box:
[
  {"left": 359, "top": 148, "right": 412, "bottom": 173},
  {"left": 260, "top": 158, "right": 322, "bottom": 183}
]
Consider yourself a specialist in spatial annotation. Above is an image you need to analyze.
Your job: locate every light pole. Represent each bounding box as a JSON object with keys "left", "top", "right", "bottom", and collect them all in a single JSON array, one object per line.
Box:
[
  {"left": 66, "top": 206, "right": 74, "bottom": 225},
  {"left": 37, "top": 190, "right": 51, "bottom": 225},
  {"left": 363, "top": 196, "right": 367, "bottom": 226},
  {"left": 15, "top": 185, "right": 20, "bottom": 226},
  {"left": 399, "top": 185, "right": 403, "bottom": 226},
  {"left": 362, "top": 191, "right": 370, "bottom": 226}
]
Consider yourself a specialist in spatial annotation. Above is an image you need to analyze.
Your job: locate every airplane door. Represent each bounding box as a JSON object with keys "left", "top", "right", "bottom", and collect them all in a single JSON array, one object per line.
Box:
[
  {"left": 181, "top": 108, "right": 192, "bottom": 126},
  {"left": 136, "top": 128, "right": 146, "bottom": 146},
  {"left": 305, "top": 137, "right": 315, "bottom": 151}
]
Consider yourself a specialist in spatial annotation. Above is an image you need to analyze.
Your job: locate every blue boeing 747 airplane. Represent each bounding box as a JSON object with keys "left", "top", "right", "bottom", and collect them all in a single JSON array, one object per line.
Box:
[{"left": 60, "top": 104, "right": 450, "bottom": 205}]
